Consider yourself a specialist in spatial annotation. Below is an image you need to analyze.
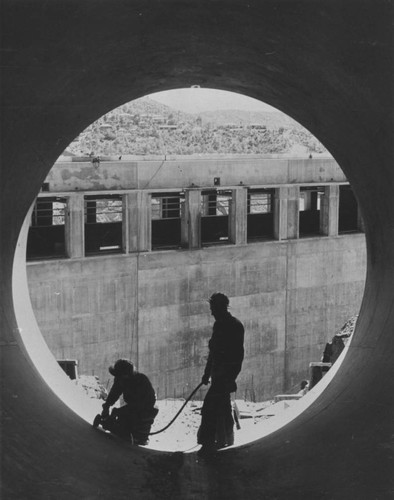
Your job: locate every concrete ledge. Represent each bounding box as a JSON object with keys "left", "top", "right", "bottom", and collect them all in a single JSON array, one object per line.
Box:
[{"left": 274, "top": 394, "right": 303, "bottom": 402}]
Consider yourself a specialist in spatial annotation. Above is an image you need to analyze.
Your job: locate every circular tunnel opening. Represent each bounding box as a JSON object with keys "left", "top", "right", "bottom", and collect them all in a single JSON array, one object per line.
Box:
[
  {"left": 2, "top": 2, "right": 392, "bottom": 497},
  {"left": 18, "top": 88, "right": 366, "bottom": 453}
]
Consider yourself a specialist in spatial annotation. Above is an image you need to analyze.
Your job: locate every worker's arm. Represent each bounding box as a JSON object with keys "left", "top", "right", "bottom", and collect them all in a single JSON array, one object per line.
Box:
[{"left": 102, "top": 378, "right": 122, "bottom": 416}]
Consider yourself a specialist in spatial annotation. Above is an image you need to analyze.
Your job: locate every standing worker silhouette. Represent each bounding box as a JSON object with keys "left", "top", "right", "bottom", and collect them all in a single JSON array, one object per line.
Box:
[{"left": 197, "top": 293, "right": 245, "bottom": 456}]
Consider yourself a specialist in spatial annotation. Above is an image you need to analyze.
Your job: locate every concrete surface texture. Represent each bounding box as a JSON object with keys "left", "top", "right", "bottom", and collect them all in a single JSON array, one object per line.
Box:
[
  {"left": 45, "top": 156, "right": 346, "bottom": 191},
  {"left": 27, "top": 235, "right": 366, "bottom": 401},
  {"left": 1, "top": 1, "right": 393, "bottom": 499}
]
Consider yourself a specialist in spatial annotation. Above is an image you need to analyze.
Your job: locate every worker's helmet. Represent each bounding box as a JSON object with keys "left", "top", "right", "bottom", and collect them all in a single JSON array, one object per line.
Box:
[
  {"left": 109, "top": 359, "right": 134, "bottom": 377},
  {"left": 208, "top": 292, "right": 230, "bottom": 310}
]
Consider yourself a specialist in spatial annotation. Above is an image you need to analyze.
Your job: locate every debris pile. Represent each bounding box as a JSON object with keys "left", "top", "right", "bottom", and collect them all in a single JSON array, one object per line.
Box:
[
  {"left": 336, "top": 315, "right": 358, "bottom": 345},
  {"left": 75, "top": 375, "right": 108, "bottom": 400}
]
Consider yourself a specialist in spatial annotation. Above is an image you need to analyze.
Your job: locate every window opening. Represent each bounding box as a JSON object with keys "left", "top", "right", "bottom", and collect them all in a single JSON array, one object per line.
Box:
[
  {"left": 338, "top": 185, "right": 361, "bottom": 233},
  {"left": 84, "top": 195, "right": 123, "bottom": 255},
  {"left": 247, "top": 189, "right": 275, "bottom": 241},
  {"left": 57, "top": 359, "right": 78, "bottom": 380},
  {"left": 152, "top": 192, "right": 185, "bottom": 250},
  {"left": 299, "top": 187, "right": 324, "bottom": 237},
  {"left": 27, "top": 197, "right": 67, "bottom": 260},
  {"left": 201, "top": 190, "right": 232, "bottom": 246}
]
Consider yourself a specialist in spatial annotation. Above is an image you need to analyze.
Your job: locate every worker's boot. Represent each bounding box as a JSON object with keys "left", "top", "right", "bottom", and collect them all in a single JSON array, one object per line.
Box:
[{"left": 197, "top": 442, "right": 217, "bottom": 457}]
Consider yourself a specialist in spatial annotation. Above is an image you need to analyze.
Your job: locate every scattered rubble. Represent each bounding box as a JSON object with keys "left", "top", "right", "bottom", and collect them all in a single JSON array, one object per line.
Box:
[
  {"left": 75, "top": 375, "right": 108, "bottom": 400},
  {"left": 146, "top": 398, "right": 277, "bottom": 452},
  {"left": 335, "top": 315, "right": 357, "bottom": 345}
]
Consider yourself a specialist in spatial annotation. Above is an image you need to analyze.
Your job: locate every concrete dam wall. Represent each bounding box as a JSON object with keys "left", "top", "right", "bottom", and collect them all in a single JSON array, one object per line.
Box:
[
  {"left": 26, "top": 156, "right": 366, "bottom": 400},
  {"left": 27, "top": 234, "right": 365, "bottom": 401}
]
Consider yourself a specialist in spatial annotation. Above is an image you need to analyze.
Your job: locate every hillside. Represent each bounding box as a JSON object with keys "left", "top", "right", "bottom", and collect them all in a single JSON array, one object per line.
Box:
[
  {"left": 66, "top": 97, "right": 327, "bottom": 157},
  {"left": 197, "top": 109, "right": 297, "bottom": 128}
]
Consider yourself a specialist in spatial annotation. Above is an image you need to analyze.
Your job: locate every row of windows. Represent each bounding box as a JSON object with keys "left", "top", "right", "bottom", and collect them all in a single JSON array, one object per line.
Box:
[{"left": 26, "top": 185, "right": 361, "bottom": 260}]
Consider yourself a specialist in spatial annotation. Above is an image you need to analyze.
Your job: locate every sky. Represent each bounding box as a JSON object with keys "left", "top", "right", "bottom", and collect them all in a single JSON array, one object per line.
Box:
[{"left": 149, "top": 88, "right": 278, "bottom": 114}]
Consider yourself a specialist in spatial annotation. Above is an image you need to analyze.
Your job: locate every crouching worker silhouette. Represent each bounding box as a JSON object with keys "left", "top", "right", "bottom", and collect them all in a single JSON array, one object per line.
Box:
[
  {"left": 97, "top": 359, "right": 158, "bottom": 445},
  {"left": 197, "top": 293, "right": 245, "bottom": 456}
]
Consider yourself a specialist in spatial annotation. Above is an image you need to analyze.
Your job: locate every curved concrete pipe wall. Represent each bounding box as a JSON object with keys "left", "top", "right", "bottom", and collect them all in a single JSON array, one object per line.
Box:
[{"left": 1, "top": 1, "right": 393, "bottom": 498}]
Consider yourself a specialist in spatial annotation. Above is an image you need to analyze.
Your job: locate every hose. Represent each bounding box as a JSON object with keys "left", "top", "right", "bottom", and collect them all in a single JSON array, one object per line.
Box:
[{"left": 149, "top": 382, "right": 204, "bottom": 435}]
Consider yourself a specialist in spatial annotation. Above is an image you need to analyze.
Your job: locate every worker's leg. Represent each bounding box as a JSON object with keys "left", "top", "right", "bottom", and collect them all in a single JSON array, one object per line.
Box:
[
  {"left": 197, "top": 387, "right": 218, "bottom": 450},
  {"left": 131, "top": 407, "right": 159, "bottom": 445},
  {"left": 215, "top": 392, "right": 234, "bottom": 449},
  {"left": 108, "top": 406, "right": 133, "bottom": 440}
]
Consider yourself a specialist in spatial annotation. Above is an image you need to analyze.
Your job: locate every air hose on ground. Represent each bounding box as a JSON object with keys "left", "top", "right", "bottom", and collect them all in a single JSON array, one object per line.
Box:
[{"left": 149, "top": 382, "right": 204, "bottom": 435}]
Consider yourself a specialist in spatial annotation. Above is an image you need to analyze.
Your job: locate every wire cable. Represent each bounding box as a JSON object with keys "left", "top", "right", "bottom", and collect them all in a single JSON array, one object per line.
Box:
[{"left": 149, "top": 382, "right": 204, "bottom": 435}]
